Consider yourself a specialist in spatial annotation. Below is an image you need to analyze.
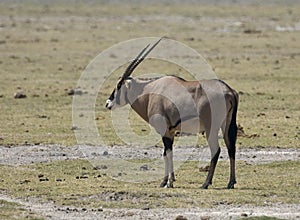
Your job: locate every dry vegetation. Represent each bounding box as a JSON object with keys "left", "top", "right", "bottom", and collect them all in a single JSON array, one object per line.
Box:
[
  {"left": 0, "top": 1, "right": 299, "bottom": 147},
  {"left": 0, "top": 0, "right": 299, "bottom": 219}
]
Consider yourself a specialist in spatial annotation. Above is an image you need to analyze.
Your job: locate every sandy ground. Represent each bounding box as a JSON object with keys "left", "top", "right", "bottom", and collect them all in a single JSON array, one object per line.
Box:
[
  {"left": 0, "top": 193, "right": 299, "bottom": 220},
  {"left": 0, "top": 144, "right": 299, "bottom": 166},
  {"left": 0, "top": 145, "right": 299, "bottom": 219}
]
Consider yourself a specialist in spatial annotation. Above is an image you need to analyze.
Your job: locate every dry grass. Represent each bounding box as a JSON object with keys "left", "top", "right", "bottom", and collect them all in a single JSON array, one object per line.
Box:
[
  {"left": 0, "top": 1, "right": 299, "bottom": 219},
  {"left": 0, "top": 159, "right": 299, "bottom": 209},
  {"left": 0, "top": 1, "right": 299, "bottom": 147}
]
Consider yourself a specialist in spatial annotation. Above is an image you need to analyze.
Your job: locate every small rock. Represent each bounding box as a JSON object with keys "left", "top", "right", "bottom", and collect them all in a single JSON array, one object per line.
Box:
[
  {"left": 140, "top": 164, "right": 149, "bottom": 171},
  {"left": 199, "top": 165, "right": 210, "bottom": 172},
  {"left": 241, "top": 213, "right": 248, "bottom": 217},
  {"left": 19, "top": 180, "right": 31, "bottom": 184},
  {"left": 67, "top": 89, "right": 75, "bottom": 95},
  {"left": 71, "top": 126, "right": 79, "bottom": 130},
  {"left": 95, "top": 116, "right": 105, "bottom": 120},
  {"left": 79, "top": 175, "right": 88, "bottom": 179},
  {"left": 67, "top": 88, "right": 83, "bottom": 96},
  {"left": 175, "top": 215, "right": 188, "bottom": 220},
  {"left": 98, "top": 208, "right": 103, "bottom": 212},
  {"left": 10, "top": 55, "right": 19, "bottom": 59},
  {"left": 38, "top": 174, "right": 44, "bottom": 178},
  {"left": 244, "top": 29, "right": 261, "bottom": 34},
  {"left": 126, "top": 211, "right": 135, "bottom": 217},
  {"left": 14, "top": 92, "right": 26, "bottom": 99},
  {"left": 37, "top": 115, "right": 48, "bottom": 119},
  {"left": 94, "top": 165, "right": 108, "bottom": 170},
  {"left": 257, "top": 112, "right": 266, "bottom": 117},
  {"left": 103, "top": 151, "right": 109, "bottom": 156},
  {"left": 39, "top": 178, "right": 49, "bottom": 182}
]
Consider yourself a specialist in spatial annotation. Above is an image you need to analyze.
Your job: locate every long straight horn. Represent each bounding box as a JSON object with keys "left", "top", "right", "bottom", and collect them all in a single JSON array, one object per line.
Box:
[{"left": 122, "top": 38, "right": 162, "bottom": 79}]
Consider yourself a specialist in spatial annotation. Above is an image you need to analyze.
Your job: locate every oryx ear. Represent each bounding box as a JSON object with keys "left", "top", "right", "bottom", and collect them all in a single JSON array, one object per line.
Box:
[{"left": 125, "top": 79, "right": 132, "bottom": 89}]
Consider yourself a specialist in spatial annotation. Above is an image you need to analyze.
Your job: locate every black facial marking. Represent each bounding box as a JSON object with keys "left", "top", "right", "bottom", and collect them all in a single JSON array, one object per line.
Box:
[
  {"left": 115, "top": 88, "right": 121, "bottom": 105},
  {"left": 117, "top": 82, "right": 122, "bottom": 90},
  {"left": 117, "top": 78, "right": 125, "bottom": 90},
  {"left": 108, "top": 89, "right": 115, "bottom": 101}
]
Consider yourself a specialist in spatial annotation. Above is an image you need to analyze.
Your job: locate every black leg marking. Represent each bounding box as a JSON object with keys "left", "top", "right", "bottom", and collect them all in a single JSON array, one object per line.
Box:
[
  {"left": 225, "top": 91, "right": 238, "bottom": 189},
  {"left": 224, "top": 119, "right": 237, "bottom": 189},
  {"left": 201, "top": 147, "right": 221, "bottom": 189},
  {"left": 160, "top": 176, "right": 168, "bottom": 188},
  {"left": 162, "top": 137, "right": 173, "bottom": 156},
  {"left": 160, "top": 137, "right": 174, "bottom": 188}
]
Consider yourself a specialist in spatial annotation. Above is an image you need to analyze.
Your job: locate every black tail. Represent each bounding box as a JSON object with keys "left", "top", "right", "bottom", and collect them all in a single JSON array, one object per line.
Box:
[
  {"left": 224, "top": 90, "right": 239, "bottom": 156},
  {"left": 228, "top": 90, "right": 238, "bottom": 147}
]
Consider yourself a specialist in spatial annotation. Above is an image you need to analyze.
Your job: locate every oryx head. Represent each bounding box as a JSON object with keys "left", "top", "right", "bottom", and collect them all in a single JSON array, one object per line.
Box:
[{"left": 105, "top": 38, "right": 162, "bottom": 110}]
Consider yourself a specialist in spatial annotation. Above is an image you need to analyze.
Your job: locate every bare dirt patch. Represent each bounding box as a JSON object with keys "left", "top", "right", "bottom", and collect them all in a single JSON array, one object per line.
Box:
[
  {"left": 0, "top": 144, "right": 299, "bottom": 166},
  {"left": 0, "top": 193, "right": 299, "bottom": 220}
]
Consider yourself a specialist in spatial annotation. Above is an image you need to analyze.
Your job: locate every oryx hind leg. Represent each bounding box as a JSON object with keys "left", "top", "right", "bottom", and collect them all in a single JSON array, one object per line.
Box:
[
  {"left": 223, "top": 118, "right": 237, "bottom": 189},
  {"left": 201, "top": 127, "right": 221, "bottom": 189}
]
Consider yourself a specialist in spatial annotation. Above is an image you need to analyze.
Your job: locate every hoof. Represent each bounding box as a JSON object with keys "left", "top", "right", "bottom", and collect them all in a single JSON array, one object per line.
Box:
[
  {"left": 160, "top": 180, "right": 174, "bottom": 188},
  {"left": 167, "top": 181, "right": 174, "bottom": 188},
  {"left": 160, "top": 180, "right": 168, "bottom": 188},
  {"left": 201, "top": 181, "right": 211, "bottom": 189},
  {"left": 201, "top": 184, "right": 209, "bottom": 189},
  {"left": 227, "top": 181, "right": 236, "bottom": 189}
]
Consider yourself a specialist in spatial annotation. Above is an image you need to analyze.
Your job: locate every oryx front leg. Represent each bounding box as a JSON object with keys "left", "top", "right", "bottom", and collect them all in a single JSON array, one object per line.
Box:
[
  {"left": 160, "top": 137, "right": 175, "bottom": 188},
  {"left": 149, "top": 115, "right": 175, "bottom": 188}
]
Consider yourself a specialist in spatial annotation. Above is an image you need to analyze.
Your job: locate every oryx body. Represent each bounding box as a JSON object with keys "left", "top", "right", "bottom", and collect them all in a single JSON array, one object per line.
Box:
[{"left": 106, "top": 39, "right": 239, "bottom": 189}]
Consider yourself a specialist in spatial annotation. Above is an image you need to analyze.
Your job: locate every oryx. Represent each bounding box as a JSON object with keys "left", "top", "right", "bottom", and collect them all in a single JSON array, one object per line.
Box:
[{"left": 105, "top": 38, "right": 239, "bottom": 189}]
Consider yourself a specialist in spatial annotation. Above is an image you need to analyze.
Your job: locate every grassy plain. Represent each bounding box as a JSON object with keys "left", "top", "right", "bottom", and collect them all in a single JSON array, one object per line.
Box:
[
  {"left": 0, "top": 1, "right": 299, "bottom": 147},
  {"left": 0, "top": 1, "right": 299, "bottom": 219}
]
